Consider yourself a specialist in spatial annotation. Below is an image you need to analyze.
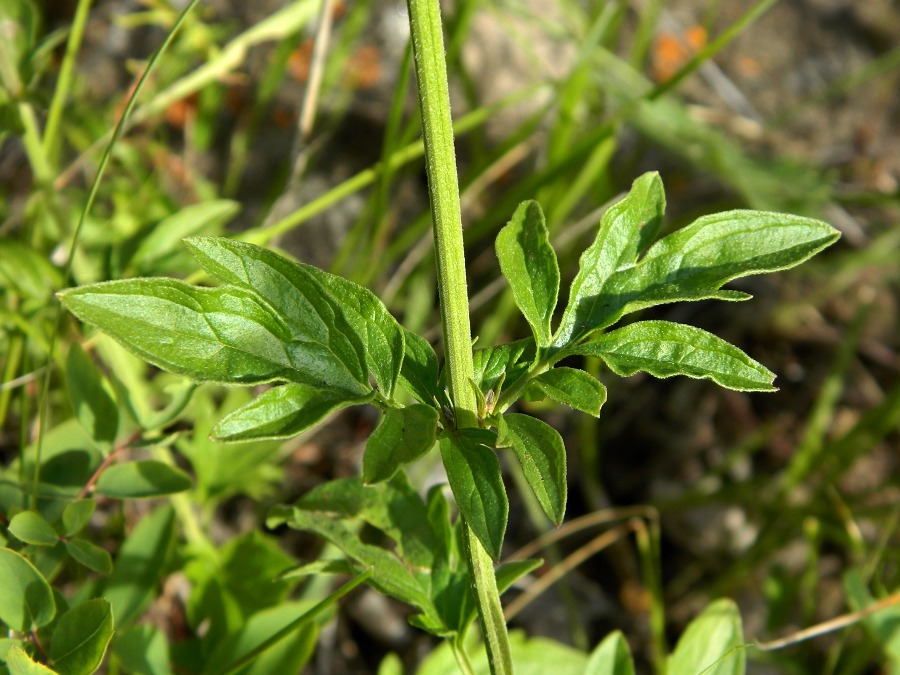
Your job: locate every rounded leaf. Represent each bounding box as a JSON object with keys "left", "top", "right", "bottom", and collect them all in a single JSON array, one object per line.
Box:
[
  {"left": 94, "top": 461, "right": 191, "bottom": 498},
  {"left": 0, "top": 547, "right": 57, "bottom": 631},
  {"left": 8, "top": 512, "right": 59, "bottom": 547},
  {"left": 50, "top": 599, "right": 114, "bottom": 675}
]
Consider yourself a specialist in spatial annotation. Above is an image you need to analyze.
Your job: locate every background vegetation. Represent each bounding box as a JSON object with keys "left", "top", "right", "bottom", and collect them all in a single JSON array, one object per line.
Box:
[{"left": 1, "top": 0, "right": 898, "bottom": 673}]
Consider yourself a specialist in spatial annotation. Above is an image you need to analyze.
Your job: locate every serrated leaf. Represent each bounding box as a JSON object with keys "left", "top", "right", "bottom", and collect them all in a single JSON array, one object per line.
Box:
[
  {"left": 497, "top": 414, "right": 567, "bottom": 526},
  {"left": 496, "top": 201, "right": 559, "bottom": 347},
  {"left": 4, "top": 644, "right": 59, "bottom": 675},
  {"left": 555, "top": 172, "right": 665, "bottom": 347},
  {"left": 49, "top": 599, "right": 114, "bottom": 675},
  {"left": 586, "top": 630, "right": 635, "bottom": 675},
  {"left": 59, "top": 280, "right": 369, "bottom": 392},
  {"left": 439, "top": 429, "right": 508, "bottom": 560},
  {"left": 8, "top": 511, "right": 58, "bottom": 546},
  {"left": 363, "top": 405, "right": 439, "bottom": 484},
  {"left": 94, "top": 461, "right": 191, "bottom": 498},
  {"left": 62, "top": 501, "right": 95, "bottom": 537},
  {"left": 0, "top": 547, "right": 56, "bottom": 631},
  {"left": 63, "top": 539, "right": 112, "bottom": 575},
  {"left": 577, "top": 320, "right": 776, "bottom": 392},
  {"left": 532, "top": 367, "right": 607, "bottom": 416},
  {"left": 182, "top": 237, "right": 372, "bottom": 392},
  {"left": 398, "top": 329, "right": 441, "bottom": 405},
  {"left": 65, "top": 343, "right": 118, "bottom": 448},
  {"left": 212, "top": 383, "right": 371, "bottom": 442},
  {"left": 668, "top": 598, "right": 745, "bottom": 675},
  {"left": 102, "top": 506, "right": 175, "bottom": 625},
  {"left": 566, "top": 209, "right": 840, "bottom": 341}
]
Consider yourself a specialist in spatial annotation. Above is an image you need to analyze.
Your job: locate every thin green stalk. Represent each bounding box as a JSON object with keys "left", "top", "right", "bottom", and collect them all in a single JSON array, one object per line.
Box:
[{"left": 406, "top": 0, "right": 513, "bottom": 672}]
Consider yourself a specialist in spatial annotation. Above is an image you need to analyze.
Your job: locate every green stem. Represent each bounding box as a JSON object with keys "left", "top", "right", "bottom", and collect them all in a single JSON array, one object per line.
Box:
[{"left": 405, "top": 0, "right": 513, "bottom": 672}]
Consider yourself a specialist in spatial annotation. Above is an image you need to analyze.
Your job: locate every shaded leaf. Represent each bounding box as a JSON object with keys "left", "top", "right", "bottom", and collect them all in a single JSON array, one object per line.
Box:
[
  {"left": 50, "top": 599, "right": 114, "bottom": 675},
  {"left": 555, "top": 172, "right": 665, "bottom": 347},
  {"left": 183, "top": 237, "right": 370, "bottom": 392},
  {"left": 8, "top": 511, "right": 58, "bottom": 547},
  {"left": 496, "top": 201, "right": 559, "bottom": 347},
  {"left": 531, "top": 367, "right": 607, "bottom": 416},
  {"left": 472, "top": 338, "right": 535, "bottom": 394},
  {"left": 439, "top": 429, "right": 508, "bottom": 560},
  {"left": 102, "top": 506, "right": 175, "bottom": 625},
  {"left": 844, "top": 569, "right": 900, "bottom": 666},
  {"left": 212, "top": 383, "right": 372, "bottom": 442},
  {"left": 110, "top": 625, "right": 169, "bottom": 675},
  {"left": 64, "top": 539, "right": 113, "bottom": 575},
  {"left": 398, "top": 329, "right": 441, "bottom": 405},
  {"left": 363, "top": 405, "right": 439, "bottom": 484},
  {"left": 65, "top": 343, "right": 118, "bottom": 448},
  {"left": 95, "top": 461, "right": 191, "bottom": 498},
  {"left": 576, "top": 320, "right": 775, "bottom": 392},
  {"left": 0, "top": 547, "right": 56, "bottom": 631},
  {"left": 668, "top": 598, "right": 745, "bottom": 675},
  {"left": 497, "top": 414, "right": 566, "bottom": 525}
]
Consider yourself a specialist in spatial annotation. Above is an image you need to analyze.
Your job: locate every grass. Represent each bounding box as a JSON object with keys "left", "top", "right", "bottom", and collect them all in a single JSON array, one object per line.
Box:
[{"left": 1, "top": 0, "right": 898, "bottom": 672}]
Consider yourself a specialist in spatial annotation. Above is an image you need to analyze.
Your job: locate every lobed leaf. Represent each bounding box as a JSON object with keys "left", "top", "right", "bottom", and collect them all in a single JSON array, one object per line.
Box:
[
  {"left": 439, "top": 428, "right": 508, "bottom": 560},
  {"left": 49, "top": 599, "right": 114, "bottom": 675},
  {"left": 497, "top": 413, "right": 567, "bottom": 526},
  {"left": 569, "top": 210, "right": 840, "bottom": 339},
  {"left": 363, "top": 404, "right": 439, "bottom": 484},
  {"left": 555, "top": 172, "right": 665, "bottom": 347},
  {"left": 212, "top": 383, "right": 372, "bottom": 442},
  {"left": 94, "top": 461, "right": 192, "bottom": 498},
  {"left": 576, "top": 320, "right": 776, "bottom": 392},
  {"left": 0, "top": 547, "right": 56, "bottom": 631},
  {"left": 184, "top": 237, "right": 381, "bottom": 392},
  {"left": 531, "top": 367, "right": 607, "bottom": 416},
  {"left": 496, "top": 201, "right": 559, "bottom": 347}
]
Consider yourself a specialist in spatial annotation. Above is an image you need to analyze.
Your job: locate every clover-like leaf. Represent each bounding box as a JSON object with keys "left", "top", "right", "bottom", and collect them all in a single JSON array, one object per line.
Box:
[
  {"left": 439, "top": 428, "right": 508, "bottom": 560},
  {"left": 531, "top": 367, "right": 607, "bottom": 416},
  {"left": 555, "top": 172, "right": 665, "bottom": 347},
  {"left": 496, "top": 201, "right": 559, "bottom": 347},
  {"left": 363, "top": 404, "right": 439, "bottom": 484},
  {"left": 497, "top": 413, "right": 566, "bottom": 526},
  {"left": 576, "top": 320, "right": 776, "bottom": 392},
  {"left": 212, "top": 383, "right": 372, "bottom": 442},
  {"left": 8, "top": 511, "right": 58, "bottom": 547}
]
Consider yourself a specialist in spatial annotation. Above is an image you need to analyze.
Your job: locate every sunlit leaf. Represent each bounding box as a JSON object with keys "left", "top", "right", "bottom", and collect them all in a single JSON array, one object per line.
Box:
[
  {"left": 531, "top": 367, "right": 607, "bottom": 416},
  {"left": 0, "top": 547, "right": 56, "bottom": 631},
  {"left": 8, "top": 511, "right": 58, "bottom": 547},
  {"left": 668, "top": 598, "right": 745, "bottom": 675},
  {"left": 50, "top": 599, "right": 114, "bottom": 675}
]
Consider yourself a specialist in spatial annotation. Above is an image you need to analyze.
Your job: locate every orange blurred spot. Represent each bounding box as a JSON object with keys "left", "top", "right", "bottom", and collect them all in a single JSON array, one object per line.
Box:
[
  {"left": 736, "top": 55, "right": 762, "bottom": 78},
  {"left": 652, "top": 25, "right": 707, "bottom": 83},
  {"left": 346, "top": 45, "right": 381, "bottom": 89},
  {"left": 164, "top": 93, "right": 198, "bottom": 129},
  {"left": 288, "top": 39, "right": 314, "bottom": 83}
]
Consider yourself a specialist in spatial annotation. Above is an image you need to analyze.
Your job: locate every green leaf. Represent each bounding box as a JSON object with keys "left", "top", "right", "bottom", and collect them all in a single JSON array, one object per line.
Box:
[
  {"left": 94, "top": 461, "right": 191, "bottom": 498},
  {"left": 566, "top": 209, "right": 840, "bottom": 340},
  {"left": 212, "top": 383, "right": 372, "bottom": 442},
  {"left": 496, "top": 201, "right": 559, "bottom": 347},
  {"left": 183, "top": 237, "right": 372, "bottom": 392},
  {"left": 668, "top": 598, "right": 745, "bottom": 675},
  {"left": 65, "top": 343, "right": 118, "bottom": 448},
  {"left": 363, "top": 405, "right": 439, "bottom": 484},
  {"left": 531, "top": 367, "right": 607, "bottom": 416},
  {"left": 130, "top": 200, "right": 240, "bottom": 274},
  {"left": 111, "top": 625, "right": 169, "bottom": 675},
  {"left": 8, "top": 511, "right": 59, "bottom": 547},
  {"left": 472, "top": 338, "right": 535, "bottom": 394},
  {"left": 497, "top": 414, "right": 567, "bottom": 526},
  {"left": 576, "top": 320, "right": 776, "bottom": 392},
  {"left": 61, "top": 501, "right": 96, "bottom": 538},
  {"left": 844, "top": 569, "right": 900, "bottom": 666},
  {"left": 0, "top": 547, "right": 56, "bottom": 631},
  {"left": 586, "top": 630, "right": 635, "bottom": 675},
  {"left": 63, "top": 539, "right": 112, "bottom": 575},
  {"left": 439, "top": 429, "right": 508, "bottom": 560},
  {"left": 398, "top": 329, "right": 441, "bottom": 405},
  {"left": 59, "top": 280, "right": 351, "bottom": 389},
  {"left": 4, "top": 644, "right": 59, "bottom": 675},
  {"left": 0, "top": 240, "right": 61, "bottom": 301},
  {"left": 555, "top": 172, "right": 665, "bottom": 347},
  {"left": 49, "top": 599, "right": 114, "bottom": 675},
  {"left": 102, "top": 506, "right": 175, "bottom": 625}
]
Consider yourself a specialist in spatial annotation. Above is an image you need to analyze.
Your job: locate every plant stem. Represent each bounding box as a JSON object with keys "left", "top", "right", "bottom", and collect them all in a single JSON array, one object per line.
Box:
[{"left": 405, "top": 0, "right": 514, "bottom": 672}]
